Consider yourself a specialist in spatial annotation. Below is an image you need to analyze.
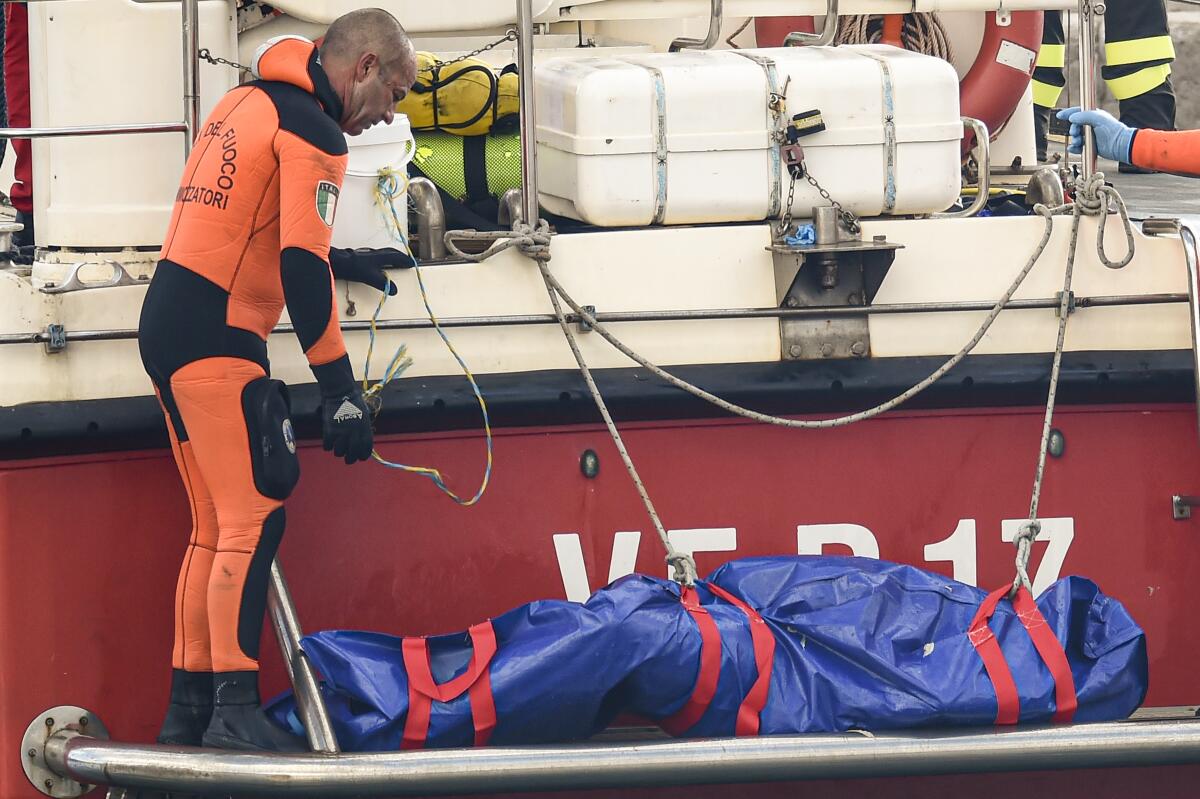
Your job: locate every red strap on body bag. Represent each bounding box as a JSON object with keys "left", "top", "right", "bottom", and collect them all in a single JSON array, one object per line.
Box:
[
  {"left": 660, "top": 583, "right": 776, "bottom": 737},
  {"left": 401, "top": 621, "right": 498, "bottom": 749},
  {"left": 968, "top": 585, "right": 1078, "bottom": 726}
]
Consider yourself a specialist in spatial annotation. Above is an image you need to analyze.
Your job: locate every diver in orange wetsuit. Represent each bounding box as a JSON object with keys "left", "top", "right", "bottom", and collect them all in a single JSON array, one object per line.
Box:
[
  {"left": 138, "top": 9, "right": 417, "bottom": 751},
  {"left": 1059, "top": 106, "right": 1200, "bottom": 177}
]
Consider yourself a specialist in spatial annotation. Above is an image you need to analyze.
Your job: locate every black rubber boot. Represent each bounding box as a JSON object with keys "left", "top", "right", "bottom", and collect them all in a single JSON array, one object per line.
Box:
[
  {"left": 1033, "top": 104, "right": 1052, "bottom": 163},
  {"left": 13, "top": 208, "right": 33, "bottom": 249},
  {"left": 202, "top": 671, "right": 306, "bottom": 752},
  {"left": 156, "top": 670, "right": 214, "bottom": 746}
]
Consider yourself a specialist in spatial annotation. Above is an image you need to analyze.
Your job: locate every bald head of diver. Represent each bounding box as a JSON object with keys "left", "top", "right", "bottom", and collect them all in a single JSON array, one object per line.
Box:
[{"left": 319, "top": 9, "right": 418, "bottom": 137}]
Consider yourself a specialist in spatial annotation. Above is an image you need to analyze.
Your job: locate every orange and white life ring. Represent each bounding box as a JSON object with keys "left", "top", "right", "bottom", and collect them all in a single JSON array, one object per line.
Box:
[{"left": 754, "top": 13, "right": 1045, "bottom": 155}]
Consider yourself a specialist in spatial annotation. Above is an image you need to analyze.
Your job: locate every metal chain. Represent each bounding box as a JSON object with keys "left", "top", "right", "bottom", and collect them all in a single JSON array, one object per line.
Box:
[
  {"left": 779, "top": 174, "right": 797, "bottom": 237},
  {"left": 199, "top": 48, "right": 251, "bottom": 74},
  {"left": 419, "top": 30, "right": 519, "bottom": 73},
  {"left": 805, "top": 170, "right": 861, "bottom": 235},
  {"left": 198, "top": 30, "right": 519, "bottom": 78},
  {"left": 777, "top": 165, "right": 861, "bottom": 238}
]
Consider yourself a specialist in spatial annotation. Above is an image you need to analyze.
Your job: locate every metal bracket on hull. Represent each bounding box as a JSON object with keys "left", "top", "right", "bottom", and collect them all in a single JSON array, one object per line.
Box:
[
  {"left": 21, "top": 706, "right": 108, "bottom": 798},
  {"left": 39, "top": 261, "right": 143, "bottom": 295},
  {"left": 43, "top": 325, "right": 66, "bottom": 354},
  {"left": 771, "top": 206, "right": 900, "bottom": 361},
  {"left": 1172, "top": 495, "right": 1199, "bottom": 521}
]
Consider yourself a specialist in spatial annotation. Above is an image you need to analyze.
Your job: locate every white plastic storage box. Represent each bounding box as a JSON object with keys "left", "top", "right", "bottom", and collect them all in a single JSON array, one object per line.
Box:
[
  {"left": 534, "top": 45, "right": 963, "bottom": 226},
  {"left": 332, "top": 114, "right": 416, "bottom": 250}
]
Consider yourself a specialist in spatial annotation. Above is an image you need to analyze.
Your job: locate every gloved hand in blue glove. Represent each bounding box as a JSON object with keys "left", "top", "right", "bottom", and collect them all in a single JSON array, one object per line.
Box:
[
  {"left": 328, "top": 247, "right": 416, "bottom": 295},
  {"left": 1056, "top": 107, "right": 1136, "bottom": 164}
]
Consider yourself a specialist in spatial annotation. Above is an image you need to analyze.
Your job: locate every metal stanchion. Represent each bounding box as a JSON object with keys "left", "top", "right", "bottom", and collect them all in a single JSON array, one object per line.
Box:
[
  {"left": 516, "top": 0, "right": 538, "bottom": 227},
  {"left": 267, "top": 561, "right": 339, "bottom": 754},
  {"left": 181, "top": 0, "right": 200, "bottom": 155},
  {"left": 1076, "top": 0, "right": 1101, "bottom": 180}
]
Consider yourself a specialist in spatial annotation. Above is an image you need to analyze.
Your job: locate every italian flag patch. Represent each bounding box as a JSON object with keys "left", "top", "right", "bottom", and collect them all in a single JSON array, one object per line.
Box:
[{"left": 316, "top": 181, "right": 339, "bottom": 227}]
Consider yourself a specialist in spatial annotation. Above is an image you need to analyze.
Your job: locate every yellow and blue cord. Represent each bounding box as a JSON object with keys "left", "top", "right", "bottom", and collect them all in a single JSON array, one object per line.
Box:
[{"left": 361, "top": 166, "right": 493, "bottom": 506}]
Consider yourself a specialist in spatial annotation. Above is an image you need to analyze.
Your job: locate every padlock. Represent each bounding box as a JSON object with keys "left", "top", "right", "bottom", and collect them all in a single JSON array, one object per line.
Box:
[{"left": 781, "top": 143, "right": 805, "bottom": 177}]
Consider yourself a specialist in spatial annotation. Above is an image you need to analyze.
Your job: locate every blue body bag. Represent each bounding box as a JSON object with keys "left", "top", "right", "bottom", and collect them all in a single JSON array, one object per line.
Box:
[{"left": 268, "top": 556, "right": 1147, "bottom": 749}]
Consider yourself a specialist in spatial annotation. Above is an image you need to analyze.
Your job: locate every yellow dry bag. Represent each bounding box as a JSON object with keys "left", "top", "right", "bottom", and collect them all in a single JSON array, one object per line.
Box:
[{"left": 397, "top": 52, "right": 518, "bottom": 136}]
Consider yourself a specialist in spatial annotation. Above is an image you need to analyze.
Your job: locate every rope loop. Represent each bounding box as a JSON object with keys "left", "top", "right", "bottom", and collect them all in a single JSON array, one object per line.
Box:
[
  {"left": 444, "top": 220, "right": 554, "bottom": 263},
  {"left": 1010, "top": 519, "right": 1042, "bottom": 598},
  {"left": 667, "top": 552, "right": 698, "bottom": 588},
  {"left": 1072, "top": 172, "right": 1135, "bottom": 270}
]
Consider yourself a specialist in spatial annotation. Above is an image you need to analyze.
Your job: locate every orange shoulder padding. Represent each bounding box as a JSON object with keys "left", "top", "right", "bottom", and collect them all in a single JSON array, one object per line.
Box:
[
  {"left": 256, "top": 37, "right": 316, "bottom": 94},
  {"left": 1131, "top": 129, "right": 1200, "bottom": 178}
]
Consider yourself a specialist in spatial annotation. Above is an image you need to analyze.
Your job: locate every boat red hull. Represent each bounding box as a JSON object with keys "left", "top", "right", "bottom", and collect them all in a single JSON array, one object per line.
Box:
[{"left": 3, "top": 403, "right": 1199, "bottom": 797}]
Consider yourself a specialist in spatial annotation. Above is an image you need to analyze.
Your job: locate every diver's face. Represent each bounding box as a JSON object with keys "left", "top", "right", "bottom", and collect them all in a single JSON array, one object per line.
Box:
[{"left": 341, "top": 54, "right": 412, "bottom": 135}]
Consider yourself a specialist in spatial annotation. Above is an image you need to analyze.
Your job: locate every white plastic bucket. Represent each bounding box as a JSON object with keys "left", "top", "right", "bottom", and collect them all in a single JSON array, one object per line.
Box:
[{"left": 331, "top": 114, "right": 416, "bottom": 250}]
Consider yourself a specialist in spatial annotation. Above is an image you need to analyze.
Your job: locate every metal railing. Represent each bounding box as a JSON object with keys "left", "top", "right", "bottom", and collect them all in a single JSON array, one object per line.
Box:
[
  {"left": 669, "top": 0, "right": 722, "bottom": 51},
  {"left": 43, "top": 719, "right": 1200, "bottom": 797},
  {"left": 1076, "top": 0, "right": 1100, "bottom": 180},
  {"left": 516, "top": 0, "right": 539, "bottom": 228},
  {"left": 267, "top": 563, "right": 338, "bottom": 754},
  {"left": 932, "top": 117, "right": 991, "bottom": 219},
  {"left": 0, "top": 0, "right": 200, "bottom": 155},
  {"left": 0, "top": 291, "right": 1188, "bottom": 347},
  {"left": 785, "top": 0, "right": 839, "bottom": 46}
]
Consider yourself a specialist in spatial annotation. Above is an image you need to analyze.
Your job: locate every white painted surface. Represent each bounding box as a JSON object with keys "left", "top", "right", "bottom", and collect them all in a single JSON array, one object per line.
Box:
[
  {"left": 262, "top": 0, "right": 556, "bottom": 29},
  {"left": 545, "top": 0, "right": 1074, "bottom": 23},
  {"left": 924, "top": 518, "right": 978, "bottom": 586},
  {"left": 550, "top": 516, "right": 1077, "bottom": 600},
  {"left": 665, "top": 527, "right": 738, "bottom": 578},
  {"left": 29, "top": 0, "right": 238, "bottom": 248},
  {"left": 866, "top": 216, "right": 1192, "bottom": 357},
  {"left": 1, "top": 211, "right": 1193, "bottom": 406},
  {"left": 797, "top": 524, "right": 881, "bottom": 559}
]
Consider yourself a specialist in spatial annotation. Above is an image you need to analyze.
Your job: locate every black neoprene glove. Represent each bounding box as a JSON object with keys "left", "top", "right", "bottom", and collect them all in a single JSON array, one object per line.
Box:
[
  {"left": 328, "top": 247, "right": 416, "bottom": 295},
  {"left": 320, "top": 388, "right": 374, "bottom": 464},
  {"left": 314, "top": 356, "right": 374, "bottom": 465}
]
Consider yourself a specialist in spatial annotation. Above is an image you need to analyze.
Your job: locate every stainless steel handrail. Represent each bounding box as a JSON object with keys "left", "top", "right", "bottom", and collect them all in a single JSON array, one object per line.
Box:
[
  {"left": 669, "top": 0, "right": 722, "bottom": 51},
  {"left": 0, "top": 122, "right": 188, "bottom": 139},
  {"left": 0, "top": 0, "right": 199, "bottom": 151},
  {"left": 1180, "top": 224, "right": 1200, "bottom": 445},
  {"left": 784, "top": 0, "right": 839, "bottom": 46},
  {"left": 407, "top": 178, "right": 447, "bottom": 260},
  {"left": 1076, "top": 0, "right": 1099, "bottom": 180},
  {"left": 268, "top": 563, "right": 339, "bottom": 754},
  {"left": 498, "top": 188, "right": 524, "bottom": 228},
  {"left": 0, "top": 293, "right": 1186, "bottom": 346},
  {"left": 43, "top": 719, "right": 1200, "bottom": 797},
  {"left": 933, "top": 117, "right": 992, "bottom": 219},
  {"left": 517, "top": 0, "right": 539, "bottom": 227},
  {"left": 181, "top": 0, "right": 200, "bottom": 155}
]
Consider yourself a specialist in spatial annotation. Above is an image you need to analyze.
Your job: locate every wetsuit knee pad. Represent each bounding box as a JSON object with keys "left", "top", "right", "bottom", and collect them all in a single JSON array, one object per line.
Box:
[{"left": 241, "top": 377, "right": 300, "bottom": 500}]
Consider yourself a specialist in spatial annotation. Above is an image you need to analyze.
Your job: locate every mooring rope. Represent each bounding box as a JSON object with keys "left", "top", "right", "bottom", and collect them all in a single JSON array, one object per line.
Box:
[
  {"left": 445, "top": 171, "right": 1137, "bottom": 587},
  {"left": 1012, "top": 172, "right": 1132, "bottom": 596}
]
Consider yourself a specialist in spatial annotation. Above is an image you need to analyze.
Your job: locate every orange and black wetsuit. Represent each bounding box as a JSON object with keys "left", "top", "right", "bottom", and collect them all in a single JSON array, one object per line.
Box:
[
  {"left": 1130, "top": 130, "right": 1200, "bottom": 177},
  {"left": 139, "top": 36, "right": 351, "bottom": 679}
]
